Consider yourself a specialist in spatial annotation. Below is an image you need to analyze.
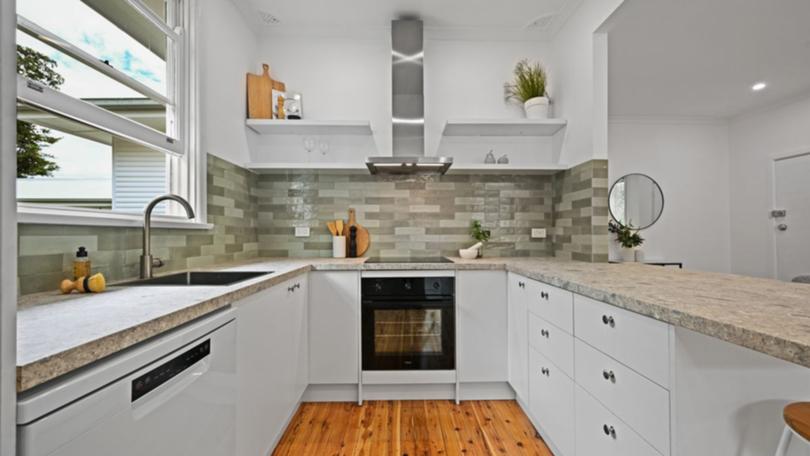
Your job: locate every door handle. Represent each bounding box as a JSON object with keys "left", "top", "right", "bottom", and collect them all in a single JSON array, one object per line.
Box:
[{"left": 777, "top": 224, "right": 788, "bottom": 231}]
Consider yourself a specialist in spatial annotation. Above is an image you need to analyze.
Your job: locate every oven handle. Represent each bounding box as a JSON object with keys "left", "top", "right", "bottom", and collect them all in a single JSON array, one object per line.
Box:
[{"left": 362, "top": 299, "right": 454, "bottom": 309}]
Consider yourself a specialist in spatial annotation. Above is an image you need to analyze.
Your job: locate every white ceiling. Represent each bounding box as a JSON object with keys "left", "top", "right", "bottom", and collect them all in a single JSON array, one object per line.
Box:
[
  {"left": 240, "top": 0, "right": 581, "bottom": 38},
  {"left": 608, "top": 0, "right": 810, "bottom": 118}
]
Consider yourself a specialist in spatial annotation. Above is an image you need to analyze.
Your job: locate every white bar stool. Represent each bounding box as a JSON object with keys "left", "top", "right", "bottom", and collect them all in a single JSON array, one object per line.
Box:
[{"left": 775, "top": 402, "right": 810, "bottom": 456}]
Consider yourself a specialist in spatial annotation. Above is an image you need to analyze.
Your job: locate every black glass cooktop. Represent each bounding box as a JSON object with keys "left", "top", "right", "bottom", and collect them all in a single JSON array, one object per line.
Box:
[{"left": 365, "top": 257, "right": 453, "bottom": 264}]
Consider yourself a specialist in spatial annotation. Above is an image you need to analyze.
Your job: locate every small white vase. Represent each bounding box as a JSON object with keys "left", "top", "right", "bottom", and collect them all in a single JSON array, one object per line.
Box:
[
  {"left": 332, "top": 236, "right": 346, "bottom": 258},
  {"left": 620, "top": 247, "right": 636, "bottom": 262},
  {"left": 635, "top": 249, "right": 645, "bottom": 263},
  {"left": 524, "top": 96, "right": 549, "bottom": 119}
]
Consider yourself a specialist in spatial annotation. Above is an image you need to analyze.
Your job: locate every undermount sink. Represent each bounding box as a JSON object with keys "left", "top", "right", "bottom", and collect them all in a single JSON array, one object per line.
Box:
[{"left": 122, "top": 271, "right": 272, "bottom": 287}]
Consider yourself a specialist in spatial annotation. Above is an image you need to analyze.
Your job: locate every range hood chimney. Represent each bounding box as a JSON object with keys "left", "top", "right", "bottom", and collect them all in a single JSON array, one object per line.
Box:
[{"left": 366, "top": 19, "right": 453, "bottom": 175}]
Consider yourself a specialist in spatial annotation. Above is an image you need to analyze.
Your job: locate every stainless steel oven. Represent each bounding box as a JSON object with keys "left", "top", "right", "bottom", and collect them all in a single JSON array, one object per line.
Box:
[{"left": 361, "top": 276, "right": 455, "bottom": 370}]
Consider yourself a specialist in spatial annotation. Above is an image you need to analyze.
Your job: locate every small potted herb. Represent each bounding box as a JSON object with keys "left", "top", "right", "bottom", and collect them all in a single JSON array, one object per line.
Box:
[
  {"left": 469, "top": 220, "right": 491, "bottom": 258},
  {"left": 608, "top": 220, "right": 644, "bottom": 262},
  {"left": 505, "top": 59, "right": 550, "bottom": 119}
]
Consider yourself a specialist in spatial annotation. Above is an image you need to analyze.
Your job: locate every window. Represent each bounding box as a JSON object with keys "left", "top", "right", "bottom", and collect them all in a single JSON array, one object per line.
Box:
[{"left": 15, "top": 0, "right": 203, "bottom": 224}]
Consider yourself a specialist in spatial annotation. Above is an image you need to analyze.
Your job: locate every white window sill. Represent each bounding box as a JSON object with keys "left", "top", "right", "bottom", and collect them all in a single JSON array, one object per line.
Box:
[{"left": 17, "top": 204, "right": 213, "bottom": 230}]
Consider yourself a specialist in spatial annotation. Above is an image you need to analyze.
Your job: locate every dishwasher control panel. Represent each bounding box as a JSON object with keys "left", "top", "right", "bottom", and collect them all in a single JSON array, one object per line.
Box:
[{"left": 132, "top": 339, "right": 210, "bottom": 402}]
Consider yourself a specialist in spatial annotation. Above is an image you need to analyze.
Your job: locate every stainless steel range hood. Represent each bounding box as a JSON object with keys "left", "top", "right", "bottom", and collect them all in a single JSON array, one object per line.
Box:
[{"left": 366, "top": 19, "right": 453, "bottom": 175}]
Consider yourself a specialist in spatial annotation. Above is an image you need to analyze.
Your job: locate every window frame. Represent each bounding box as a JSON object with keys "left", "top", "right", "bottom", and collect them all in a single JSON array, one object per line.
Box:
[{"left": 14, "top": 0, "right": 209, "bottom": 229}]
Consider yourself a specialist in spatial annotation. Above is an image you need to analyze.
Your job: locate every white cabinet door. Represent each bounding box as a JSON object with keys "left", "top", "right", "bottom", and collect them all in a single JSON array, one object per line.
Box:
[
  {"left": 292, "top": 275, "right": 309, "bottom": 398},
  {"left": 574, "top": 294, "right": 670, "bottom": 388},
  {"left": 308, "top": 271, "right": 360, "bottom": 384},
  {"left": 525, "top": 278, "right": 574, "bottom": 333},
  {"left": 529, "top": 348, "right": 575, "bottom": 456},
  {"left": 575, "top": 339, "right": 670, "bottom": 455},
  {"left": 575, "top": 385, "right": 661, "bottom": 456},
  {"left": 235, "top": 276, "right": 306, "bottom": 456},
  {"left": 508, "top": 273, "right": 529, "bottom": 401},
  {"left": 458, "top": 271, "right": 508, "bottom": 382}
]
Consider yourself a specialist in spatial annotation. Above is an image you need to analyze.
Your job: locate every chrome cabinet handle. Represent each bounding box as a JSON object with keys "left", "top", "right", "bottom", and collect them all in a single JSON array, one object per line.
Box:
[
  {"left": 540, "top": 367, "right": 550, "bottom": 376},
  {"left": 540, "top": 291, "right": 549, "bottom": 300},
  {"left": 518, "top": 281, "right": 525, "bottom": 288},
  {"left": 602, "top": 315, "right": 615, "bottom": 327},
  {"left": 603, "top": 424, "right": 616, "bottom": 439},
  {"left": 602, "top": 369, "right": 616, "bottom": 383},
  {"left": 287, "top": 283, "right": 301, "bottom": 292},
  {"left": 540, "top": 329, "right": 550, "bottom": 338}
]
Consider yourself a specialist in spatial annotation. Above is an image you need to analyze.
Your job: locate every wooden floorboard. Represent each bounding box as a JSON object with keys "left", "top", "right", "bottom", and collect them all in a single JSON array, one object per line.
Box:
[{"left": 272, "top": 400, "right": 552, "bottom": 456}]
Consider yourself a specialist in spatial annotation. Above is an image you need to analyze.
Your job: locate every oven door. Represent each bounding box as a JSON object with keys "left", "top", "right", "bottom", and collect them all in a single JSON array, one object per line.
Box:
[{"left": 362, "top": 298, "right": 455, "bottom": 370}]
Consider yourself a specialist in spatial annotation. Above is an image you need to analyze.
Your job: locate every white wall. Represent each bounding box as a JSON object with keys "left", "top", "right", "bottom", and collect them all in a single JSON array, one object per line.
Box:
[
  {"left": 199, "top": 0, "right": 258, "bottom": 165},
  {"left": 252, "top": 30, "right": 555, "bottom": 165},
  {"left": 608, "top": 118, "right": 731, "bottom": 272},
  {"left": 728, "top": 94, "right": 810, "bottom": 278},
  {"left": 551, "top": 0, "right": 624, "bottom": 166}
]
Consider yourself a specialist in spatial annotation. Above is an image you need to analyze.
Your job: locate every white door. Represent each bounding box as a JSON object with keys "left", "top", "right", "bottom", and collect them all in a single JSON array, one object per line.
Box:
[{"left": 774, "top": 154, "right": 810, "bottom": 281}]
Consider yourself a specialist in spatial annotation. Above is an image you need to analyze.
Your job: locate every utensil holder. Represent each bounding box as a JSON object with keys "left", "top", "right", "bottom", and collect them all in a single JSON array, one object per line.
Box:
[{"left": 332, "top": 236, "right": 346, "bottom": 258}]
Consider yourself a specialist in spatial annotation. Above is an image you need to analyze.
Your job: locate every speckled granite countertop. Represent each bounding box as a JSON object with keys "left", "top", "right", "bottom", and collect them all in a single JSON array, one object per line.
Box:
[{"left": 18, "top": 256, "right": 810, "bottom": 392}]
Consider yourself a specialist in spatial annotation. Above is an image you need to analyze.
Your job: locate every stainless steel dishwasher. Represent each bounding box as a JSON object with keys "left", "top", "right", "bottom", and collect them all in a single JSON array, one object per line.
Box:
[{"left": 17, "top": 308, "right": 237, "bottom": 456}]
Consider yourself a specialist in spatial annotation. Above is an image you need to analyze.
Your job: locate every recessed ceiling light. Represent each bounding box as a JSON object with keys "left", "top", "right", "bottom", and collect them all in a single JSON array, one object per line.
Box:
[{"left": 751, "top": 82, "right": 767, "bottom": 92}]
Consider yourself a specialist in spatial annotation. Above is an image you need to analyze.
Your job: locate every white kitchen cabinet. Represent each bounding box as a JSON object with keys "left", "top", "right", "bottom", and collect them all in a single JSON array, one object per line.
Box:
[
  {"left": 574, "top": 293, "right": 670, "bottom": 388},
  {"left": 575, "top": 339, "right": 670, "bottom": 455},
  {"left": 525, "top": 278, "right": 574, "bottom": 333},
  {"left": 508, "top": 273, "right": 529, "bottom": 401},
  {"left": 235, "top": 275, "right": 308, "bottom": 456},
  {"left": 529, "top": 348, "right": 575, "bottom": 456},
  {"left": 308, "top": 271, "right": 360, "bottom": 384},
  {"left": 529, "top": 312, "right": 574, "bottom": 378},
  {"left": 457, "top": 271, "right": 508, "bottom": 382},
  {"left": 575, "top": 385, "right": 661, "bottom": 456}
]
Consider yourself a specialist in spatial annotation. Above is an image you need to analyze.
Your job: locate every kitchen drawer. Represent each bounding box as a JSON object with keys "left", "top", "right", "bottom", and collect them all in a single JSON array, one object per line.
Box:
[
  {"left": 526, "top": 278, "right": 573, "bottom": 333},
  {"left": 529, "top": 348, "right": 574, "bottom": 456},
  {"left": 575, "top": 385, "right": 662, "bottom": 456},
  {"left": 529, "top": 312, "right": 574, "bottom": 377},
  {"left": 574, "top": 294, "right": 670, "bottom": 388},
  {"left": 575, "top": 339, "right": 670, "bottom": 455}
]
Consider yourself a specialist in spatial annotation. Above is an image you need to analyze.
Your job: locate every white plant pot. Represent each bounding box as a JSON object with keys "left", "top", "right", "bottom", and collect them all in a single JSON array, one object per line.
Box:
[
  {"left": 634, "top": 249, "right": 645, "bottom": 263},
  {"left": 524, "top": 96, "right": 549, "bottom": 119},
  {"left": 620, "top": 247, "right": 636, "bottom": 263}
]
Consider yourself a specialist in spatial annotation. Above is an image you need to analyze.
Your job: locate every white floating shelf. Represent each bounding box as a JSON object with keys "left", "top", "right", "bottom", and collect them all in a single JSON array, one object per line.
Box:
[
  {"left": 448, "top": 163, "right": 569, "bottom": 175},
  {"left": 443, "top": 118, "right": 567, "bottom": 137},
  {"left": 245, "top": 119, "right": 373, "bottom": 135},
  {"left": 245, "top": 162, "right": 569, "bottom": 175},
  {"left": 245, "top": 162, "right": 368, "bottom": 173}
]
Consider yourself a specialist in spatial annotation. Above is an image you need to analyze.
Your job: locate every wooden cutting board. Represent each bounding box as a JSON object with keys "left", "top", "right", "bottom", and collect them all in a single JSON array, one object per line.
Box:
[
  {"left": 343, "top": 208, "right": 370, "bottom": 257},
  {"left": 246, "top": 64, "right": 273, "bottom": 119}
]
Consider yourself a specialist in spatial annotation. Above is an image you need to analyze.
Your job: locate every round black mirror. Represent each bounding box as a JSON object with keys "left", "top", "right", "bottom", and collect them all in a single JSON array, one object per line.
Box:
[{"left": 608, "top": 173, "right": 664, "bottom": 230}]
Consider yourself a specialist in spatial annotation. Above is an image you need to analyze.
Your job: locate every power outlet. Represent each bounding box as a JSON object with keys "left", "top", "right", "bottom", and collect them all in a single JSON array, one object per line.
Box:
[
  {"left": 531, "top": 228, "right": 547, "bottom": 239},
  {"left": 294, "top": 227, "right": 310, "bottom": 237}
]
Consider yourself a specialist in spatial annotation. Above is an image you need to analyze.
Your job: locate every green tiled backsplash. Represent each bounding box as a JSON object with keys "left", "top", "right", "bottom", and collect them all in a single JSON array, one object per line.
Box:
[
  {"left": 256, "top": 172, "right": 555, "bottom": 259},
  {"left": 17, "top": 157, "right": 608, "bottom": 295},
  {"left": 551, "top": 159, "right": 610, "bottom": 262},
  {"left": 17, "top": 155, "right": 259, "bottom": 296}
]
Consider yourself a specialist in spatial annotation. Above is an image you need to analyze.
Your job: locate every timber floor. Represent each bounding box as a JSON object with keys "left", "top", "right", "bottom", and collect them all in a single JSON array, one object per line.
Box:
[{"left": 271, "top": 400, "right": 553, "bottom": 455}]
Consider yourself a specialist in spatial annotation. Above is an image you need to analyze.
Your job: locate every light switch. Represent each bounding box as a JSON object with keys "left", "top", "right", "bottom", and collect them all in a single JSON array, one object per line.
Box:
[
  {"left": 295, "top": 227, "right": 310, "bottom": 237},
  {"left": 531, "top": 228, "right": 547, "bottom": 239}
]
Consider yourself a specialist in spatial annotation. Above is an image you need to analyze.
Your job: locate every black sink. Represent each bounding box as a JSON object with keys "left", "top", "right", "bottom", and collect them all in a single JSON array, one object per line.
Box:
[{"left": 122, "top": 271, "right": 271, "bottom": 286}]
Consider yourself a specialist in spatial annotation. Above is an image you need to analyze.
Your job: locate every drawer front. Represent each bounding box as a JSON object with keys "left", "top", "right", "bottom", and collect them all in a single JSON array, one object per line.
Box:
[
  {"left": 526, "top": 279, "right": 573, "bottom": 333},
  {"left": 574, "top": 294, "right": 670, "bottom": 388},
  {"left": 575, "top": 385, "right": 662, "bottom": 456},
  {"left": 529, "top": 348, "right": 575, "bottom": 456},
  {"left": 529, "top": 313, "right": 574, "bottom": 377},
  {"left": 575, "top": 339, "right": 670, "bottom": 455}
]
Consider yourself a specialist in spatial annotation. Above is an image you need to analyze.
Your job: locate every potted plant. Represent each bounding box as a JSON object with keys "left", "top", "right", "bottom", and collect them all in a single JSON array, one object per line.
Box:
[
  {"left": 505, "top": 59, "right": 550, "bottom": 119},
  {"left": 608, "top": 220, "right": 644, "bottom": 262},
  {"left": 469, "top": 220, "right": 491, "bottom": 258}
]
